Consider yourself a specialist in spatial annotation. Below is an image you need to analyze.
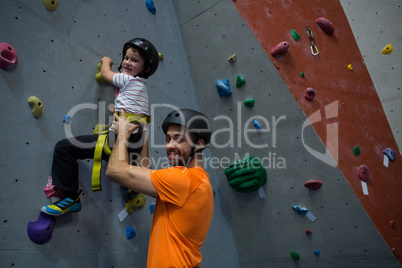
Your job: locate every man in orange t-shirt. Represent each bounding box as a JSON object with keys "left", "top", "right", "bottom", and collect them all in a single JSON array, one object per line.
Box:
[{"left": 106, "top": 108, "right": 214, "bottom": 267}]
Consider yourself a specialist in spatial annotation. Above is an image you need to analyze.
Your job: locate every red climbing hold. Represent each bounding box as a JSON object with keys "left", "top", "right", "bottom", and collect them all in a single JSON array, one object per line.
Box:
[
  {"left": 304, "top": 87, "right": 316, "bottom": 101},
  {"left": 315, "top": 17, "right": 335, "bottom": 36},
  {"left": 306, "top": 229, "right": 312, "bottom": 234},
  {"left": 304, "top": 180, "right": 322, "bottom": 190},
  {"left": 356, "top": 165, "right": 369, "bottom": 182},
  {"left": 270, "top": 41, "right": 290, "bottom": 58},
  {"left": 0, "top": 42, "right": 18, "bottom": 70}
]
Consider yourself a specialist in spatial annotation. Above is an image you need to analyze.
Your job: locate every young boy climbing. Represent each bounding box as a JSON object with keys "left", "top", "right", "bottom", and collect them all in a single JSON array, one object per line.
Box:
[{"left": 41, "top": 38, "right": 159, "bottom": 216}]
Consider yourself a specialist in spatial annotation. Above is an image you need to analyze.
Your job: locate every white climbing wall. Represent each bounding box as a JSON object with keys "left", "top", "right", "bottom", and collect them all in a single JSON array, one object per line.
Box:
[{"left": 340, "top": 0, "right": 402, "bottom": 155}]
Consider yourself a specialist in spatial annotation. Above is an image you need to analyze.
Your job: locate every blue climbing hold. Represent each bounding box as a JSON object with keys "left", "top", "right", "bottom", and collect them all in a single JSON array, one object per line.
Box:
[
  {"left": 383, "top": 148, "right": 396, "bottom": 162},
  {"left": 292, "top": 205, "right": 309, "bottom": 215},
  {"left": 27, "top": 212, "right": 56, "bottom": 244},
  {"left": 63, "top": 115, "right": 72, "bottom": 124},
  {"left": 150, "top": 203, "right": 155, "bottom": 214},
  {"left": 253, "top": 120, "right": 261, "bottom": 130},
  {"left": 145, "top": 0, "right": 156, "bottom": 15},
  {"left": 314, "top": 250, "right": 320, "bottom": 256},
  {"left": 126, "top": 226, "right": 136, "bottom": 239},
  {"left": 216, "top": 79, "right": 232, "bottom": 97}
]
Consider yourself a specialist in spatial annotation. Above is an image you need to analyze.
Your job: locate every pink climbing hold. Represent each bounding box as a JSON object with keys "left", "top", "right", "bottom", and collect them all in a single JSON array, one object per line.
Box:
[
  {"left": 304, "top": 87, "right": 315, "bottom": 101},
  {"left": 0, "top": 42, "right": 18, "bottom": 70},
  {"left": 43, "top": 176, "right": 63, "bottom": 198},
  {"left": 270, "top": 41, "right": 290, "bottom": 58},
  {"left": 304, "top": 180, "right": 322, "bottom": 190},
  {"left": 315, "top": 17, "right": 335, "bottom": 36},
  {"left": 356, "top": 165, "right": 369, "bottom": 182}
]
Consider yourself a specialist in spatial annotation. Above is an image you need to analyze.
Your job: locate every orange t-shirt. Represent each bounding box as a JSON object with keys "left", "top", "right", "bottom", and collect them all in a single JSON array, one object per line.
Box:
[{"left": 147, "top": 166, "right": 214, "bottom": 268}]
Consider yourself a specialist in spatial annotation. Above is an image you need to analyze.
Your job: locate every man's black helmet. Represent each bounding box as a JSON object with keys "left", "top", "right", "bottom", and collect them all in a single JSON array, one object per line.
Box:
[
  {"left": 119, "top": 38, "right": 159, "bottom": 78},
  {"left": 162, "top": 108, "right": 212, "bottom": 146}
]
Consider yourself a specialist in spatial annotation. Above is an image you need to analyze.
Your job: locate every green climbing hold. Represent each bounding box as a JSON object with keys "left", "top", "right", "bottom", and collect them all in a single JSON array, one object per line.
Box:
[
  {"left": 291, "top": 29, "right": 300, "bottom": 41},
  {"left": 290, "top": 251, "right": 300, "bottom": 260},
  {"left": 244, "top": 99, "right": 254, "bottom": 108},
  {"left": 300, "top": 72, "right": 305, "bottom": 77},
  {"left": 224, "top": 156, "right": 267, "bottom": 193},
  {"left": 236, "top": 75, "right": 246, "bottom": 88},
  {"left": 353, "top": 146, "right": 360, "bottom": 156}
]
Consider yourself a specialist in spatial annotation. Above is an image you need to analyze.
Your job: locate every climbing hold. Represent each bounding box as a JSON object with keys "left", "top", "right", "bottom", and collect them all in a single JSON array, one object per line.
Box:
[
  {"left": 381, "top": 44, "right": 393, "bottom": 54},
  {"left": 43, "top": 0, "right": 58, "bottom": 12},
  {"left": 244, "top": 99, "right": 255, "bottom": 108},
  {"left": 236, "top": 75, "right": 246, "bottom": 88},
  {"left": 158, "top": 53, "right": 164, "bottom": 60},
  {"left": 314, "top": 250, "right": 320, "bottom": 256},
  {"left": 390, "top": 220, "right": 395, "bottom": 227},
  {"left": 126, "top": 226, "right": 136, "bottom": 239},
  {"left": 63, "top": 115, "right": 72, "bottom": 124},
  {"left": 356, "top": 165, "right": 369, "bottom": 182},
  {"left": 149, "top": 203, "right": 155, "bottom": 214},
  {"left": 290, "top": 251, "right": 300, "bottom": 260},
  {"left": 228, "top": 54, "right": 237, "bottom": 62},
  {"left": 28, "top": 96, "right": 43, "bottom": 118},
  {"left": 306, "top": 229, "right": 312, "bottom": 235},
  {"left": 43, "top": 176, "right": 63, "bottom": 198},
  {"left": 95, "top": 62, "right": 107, "bottom": 83},
  {"left": 126, "top": 194, "right": 146, "bottom": 214},
  {"left": 348, "top": 64, "right": 353, "bottom": 71},
  {"left": 145, "top": 0, "right": 156, "bottom": 15},
  {"left": 315, "top": 17, "right": 335, "bottom": 36},
  {"left": 304, "top": 87, "right": 315, "bottom": 101},
  {"left": 271, "top": 41, "right": 290, "bottom": 58},
  {"left": 27, "top": 212, "right": 56, "bottom": 244},
  {"left": 353, "top": 146, "right": 360, "bottom": 156},
  {"left": 291, "top": 29, "right": 301, "bottom": 41},
  {"left": 225, "top": 156, "right": 267, "bottom": 193},
  {"left": 216, "top": 79, "right": 232, "bottom": 97},
  {"left": 253, "top": 120, "right": 261, "bottom": 130},
  {"left": 0, "top": 42, "right": 18, "bottom": 70},
  {"left": 300, "top": 72, "right": 305, "bottom": 77},
  {"left": 383, "top": 148, "right": 396, "bottom": 162},
  {"left": 304, "top": 180, "right": 322, "bottom": 190},
  {"left": 292, "top": 205, "right": 309, "bottom": 215}
]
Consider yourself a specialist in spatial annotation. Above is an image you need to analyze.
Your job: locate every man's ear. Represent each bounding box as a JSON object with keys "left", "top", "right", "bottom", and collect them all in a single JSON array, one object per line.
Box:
[{"left": 195, "top": 139, "right": 205, "bottom": 151}]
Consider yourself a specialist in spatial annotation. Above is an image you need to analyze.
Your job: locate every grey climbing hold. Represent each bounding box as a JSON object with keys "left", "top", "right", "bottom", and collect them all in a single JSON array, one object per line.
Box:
[{"left": 383, "top": 148, "right": 396, "bottom": 162}]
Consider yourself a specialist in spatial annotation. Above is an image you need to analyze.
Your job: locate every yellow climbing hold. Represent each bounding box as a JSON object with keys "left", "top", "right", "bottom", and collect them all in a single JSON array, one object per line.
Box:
[
  {"left": 381, "top": 44, "right": 393, "bottom": 54},
  {"left": 159, "top": 53, "right": 164, "bottom": 60},
  {"left": 228, "top": 54, "right": 237, "bottom": 62},
  {"left": 28, "top": 96, "right": 43, "bottom": 118},
  {"left": 348, "top": 64, "right": 353, "bottom": 71},
  {"left": 95, "top": 62, "right": 106, "bottom": 82},
  {"left": 43, "top": 0, "right": 58, "bottom": 11},
  {"left": 126, "top": 194, "right": 146, "bottom": 214}
]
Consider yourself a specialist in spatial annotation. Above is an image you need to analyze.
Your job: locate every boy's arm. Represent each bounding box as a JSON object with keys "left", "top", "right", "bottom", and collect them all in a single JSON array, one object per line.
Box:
[
  {"left": 100, "top": 57, "right": 118, "bottom": 84},
  {"left": 106, "top": 110, "right": 157, "bottom": 198}
]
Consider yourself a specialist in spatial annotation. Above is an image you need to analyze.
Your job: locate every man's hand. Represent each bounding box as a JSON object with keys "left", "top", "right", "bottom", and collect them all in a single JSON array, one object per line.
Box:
[{"left": 110, "top": 109, "right": 140, "bottom": 140}]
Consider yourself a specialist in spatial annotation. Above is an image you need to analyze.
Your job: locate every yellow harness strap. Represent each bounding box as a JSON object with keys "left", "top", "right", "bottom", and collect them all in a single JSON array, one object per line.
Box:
[{"left": 91, "top": 112, "right": 151, "bottom": 192}]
